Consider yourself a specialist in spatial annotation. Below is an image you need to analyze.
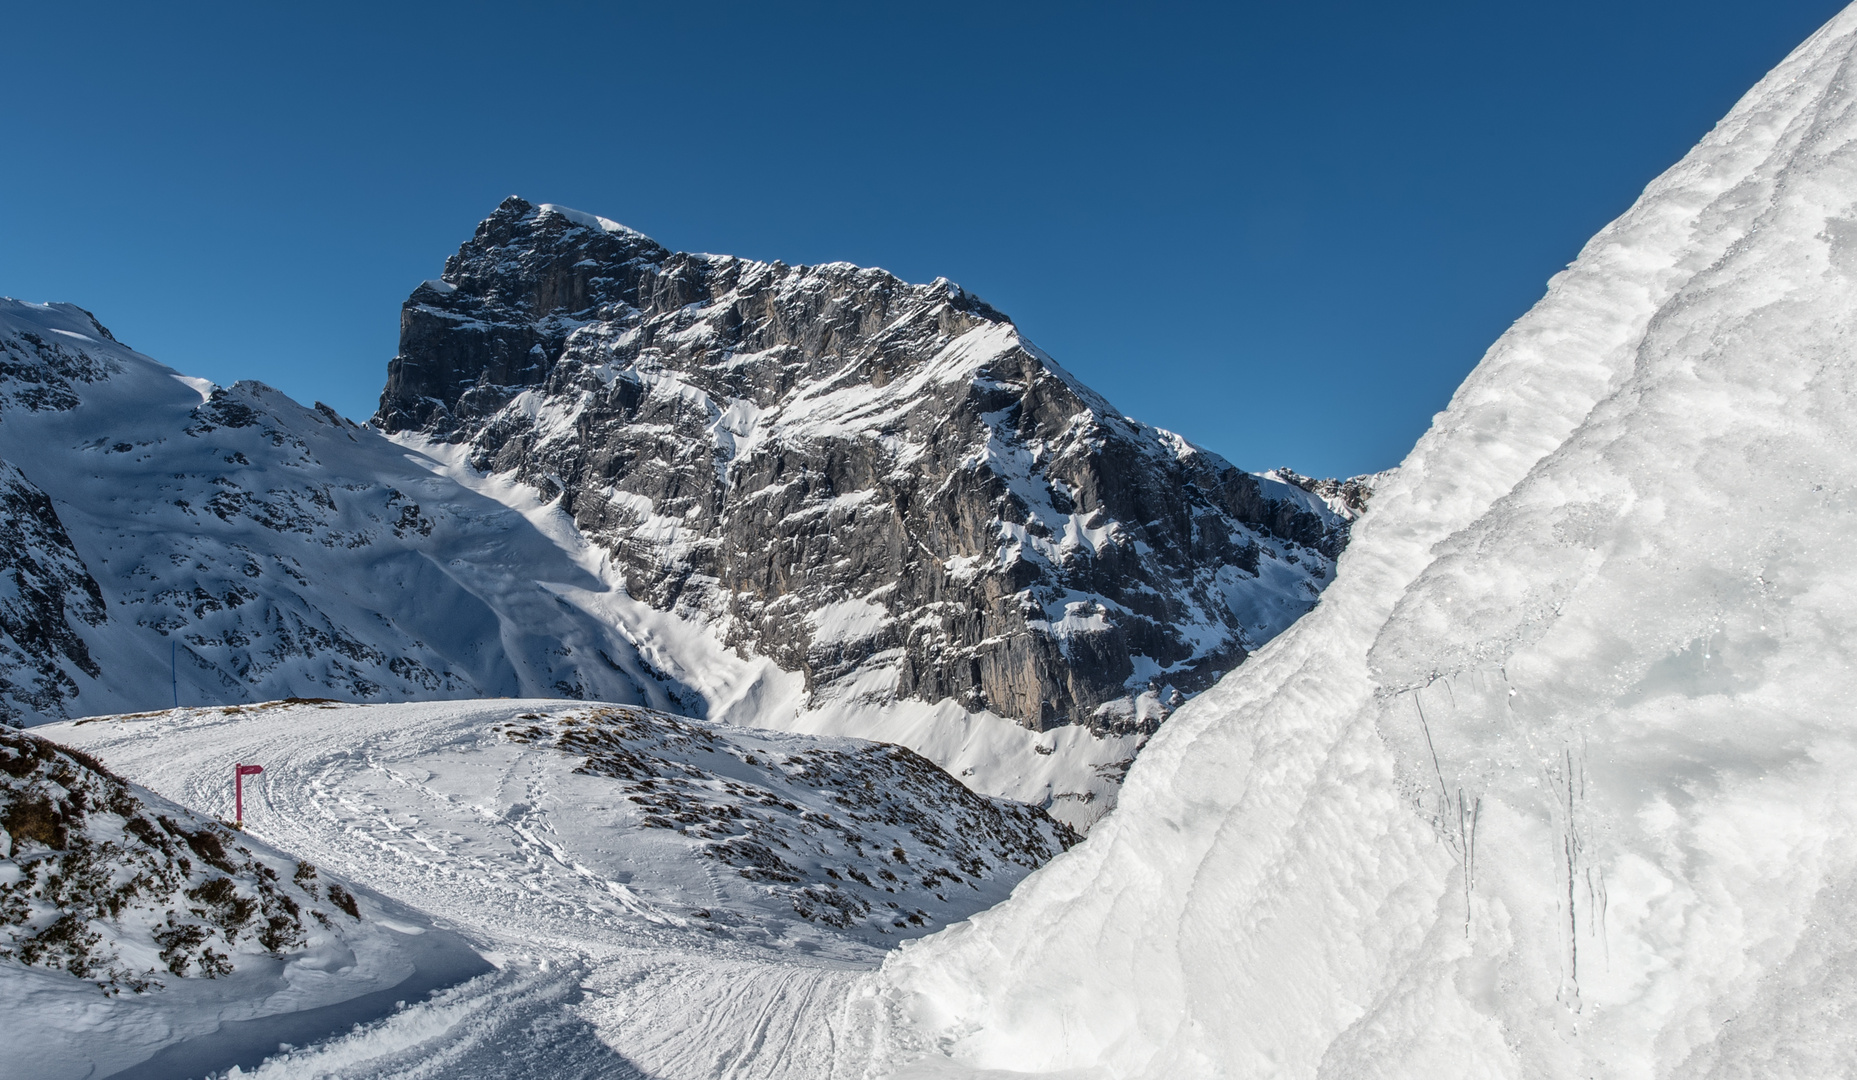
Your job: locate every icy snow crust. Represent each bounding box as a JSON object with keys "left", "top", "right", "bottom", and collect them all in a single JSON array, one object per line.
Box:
[{"left": 873, "top": 6, "right": 1857, "bottom": 1077}]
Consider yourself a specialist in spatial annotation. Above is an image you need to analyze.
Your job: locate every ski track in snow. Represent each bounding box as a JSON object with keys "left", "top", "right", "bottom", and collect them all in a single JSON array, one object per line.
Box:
[
  {"left": 206, "top": 958, "right": 873, "bottom": 1080},
  {"left": 36, "top": 6, "right": 1857, "bottom": 1076},
  {"left": 47, "top": 699, "right": 1036, "bottom": 1078}
]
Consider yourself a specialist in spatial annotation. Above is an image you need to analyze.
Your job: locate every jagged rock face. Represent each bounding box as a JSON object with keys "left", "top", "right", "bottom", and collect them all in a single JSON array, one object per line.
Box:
[
  {"left": 0, "top": 461, "right": 106, "bottom": 724},
  {"left": 376, "top": 197, "right": 1354, "bottom": 733}
]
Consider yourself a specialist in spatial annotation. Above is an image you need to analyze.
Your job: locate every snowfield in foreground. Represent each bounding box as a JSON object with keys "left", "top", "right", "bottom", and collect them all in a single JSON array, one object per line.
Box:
[{"left": 44, "top": 698, "right": 1072, "bottom": 1077}]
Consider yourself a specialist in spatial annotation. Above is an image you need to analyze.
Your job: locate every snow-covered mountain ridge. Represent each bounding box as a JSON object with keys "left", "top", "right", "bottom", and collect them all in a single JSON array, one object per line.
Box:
[
  {"left": 0, "top": 457, "right": 106, "bottom": 721},
  {"left": 0, "top": 300, "right": 1128, "bottom": 828},
  {"left": 376, "top": 197, "right": 1353, "bottom": 736},
  {"left": 0, "top": 299, "right": 700, "bottom": 725},
  {"left": 0, "top": 230, "right": 1358, "bottom": 827}
]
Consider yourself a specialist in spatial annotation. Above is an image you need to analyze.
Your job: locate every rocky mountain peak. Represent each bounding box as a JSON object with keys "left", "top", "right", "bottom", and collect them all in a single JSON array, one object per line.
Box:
[
  {"left": 381, "top": 198, "right": 1012, "bottom": 440},
  {"left": 374, "top": 200, "right": 1358, "bottom": 736}
]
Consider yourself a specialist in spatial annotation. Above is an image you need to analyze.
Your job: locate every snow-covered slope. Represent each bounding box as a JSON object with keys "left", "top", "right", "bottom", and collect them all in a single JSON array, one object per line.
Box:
[
  {"left": 44, "top": 698, "right": 1075, "bottom": 1077},
  {"left": 874, "top": 5, "right": 1857, "bottom": 1077},
  {"left": 0, "top": 459, "right": 107, "bottom": 723},
  {"left": 3, "top": 721, "right": 474, "bottom": 1079},
  {"left": 50, "top": 699, "right": 1072, "bottom": 955},
  {"left": 0, "top": 299, "right": 703, "bottom": 719}
]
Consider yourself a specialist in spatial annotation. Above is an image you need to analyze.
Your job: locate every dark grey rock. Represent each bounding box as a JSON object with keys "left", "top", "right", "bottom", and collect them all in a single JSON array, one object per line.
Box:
[
  {"left": 0, "top": 460, "right": 106, "bottom": 723},
  {"left": 377, "top": 198, "right": 1362, "bottom": 734}
]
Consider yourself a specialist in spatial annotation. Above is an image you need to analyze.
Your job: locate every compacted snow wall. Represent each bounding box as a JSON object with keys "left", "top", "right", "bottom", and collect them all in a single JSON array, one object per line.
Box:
[{"left": 879, "top": 6, "right": 1857, "bottom": 1077}]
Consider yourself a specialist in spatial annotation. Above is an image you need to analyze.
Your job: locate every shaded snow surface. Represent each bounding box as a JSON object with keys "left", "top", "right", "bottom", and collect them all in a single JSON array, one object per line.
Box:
[
  {"left": 43, "top": 698, "right": 1072, "bottom": 1078},
  {"left": 873, "top": 5, "right": 1857, "bottom": 1077}
]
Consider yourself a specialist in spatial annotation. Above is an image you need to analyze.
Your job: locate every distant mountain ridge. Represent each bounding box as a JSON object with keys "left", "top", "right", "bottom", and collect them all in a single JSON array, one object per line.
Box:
[
  {"left": 0, "top": 299, "right": 692, "bottom": 724},
  {"left": 0, "top": 209, "right": 1363, "bottom": 828},
  {"left": 376, "top": 197, "right": 1356, "bottom": 734}
]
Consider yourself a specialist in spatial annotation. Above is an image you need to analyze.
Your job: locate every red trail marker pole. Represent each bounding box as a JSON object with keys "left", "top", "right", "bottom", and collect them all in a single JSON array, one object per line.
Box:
[{"left": 235, "top": 763, "right": 264, "bottom": 828}]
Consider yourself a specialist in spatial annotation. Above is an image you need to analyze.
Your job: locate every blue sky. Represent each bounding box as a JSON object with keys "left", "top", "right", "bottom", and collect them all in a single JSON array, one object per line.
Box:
[{"left": 1, "top": 1, "right": 1845, "bottom": 478}]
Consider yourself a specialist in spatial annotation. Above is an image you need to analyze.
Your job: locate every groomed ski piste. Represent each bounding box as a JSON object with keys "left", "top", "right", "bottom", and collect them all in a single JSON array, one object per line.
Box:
[{"left": 42, "top": 698, "right": 1070, "bottom": 1078}]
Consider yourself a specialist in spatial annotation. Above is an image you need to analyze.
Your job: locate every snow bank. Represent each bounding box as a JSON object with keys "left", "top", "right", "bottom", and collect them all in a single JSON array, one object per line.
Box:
[
  {"left": 878, "top": 6, "right": 1857, "bottom": 1076},
  {"left": 0, "top": 722, "right": 481, "bottom": 1079}
]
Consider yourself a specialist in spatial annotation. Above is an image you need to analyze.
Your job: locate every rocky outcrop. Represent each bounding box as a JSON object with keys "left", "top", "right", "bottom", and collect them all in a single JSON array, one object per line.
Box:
[
  {"left": 377, "top": 198, "right": 1356, "bottom": 733},
  {"left": 0, "top": 461, "right": 106, "bottom": 725},
  {"left": 499, "top": 702, "right": 1077, "bottom": 938},
  {"left": 0, "top": 726, "right": 351, "bottom": 991}
]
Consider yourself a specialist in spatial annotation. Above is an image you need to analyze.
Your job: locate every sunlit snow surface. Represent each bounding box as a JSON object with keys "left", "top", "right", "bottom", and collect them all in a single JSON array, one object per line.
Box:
[
  {"left": 47, "top": 699, "right": 1068, "bottom": 1078},
  {"left": 872, "top": 6, "right": 1857, "bottom": 1078},
  {"left": 1, "top": 721, "right": 477, "bottom": 1080},
  {"left": 28, "top": 3, "right": 1857, "bottom": 1073}
]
